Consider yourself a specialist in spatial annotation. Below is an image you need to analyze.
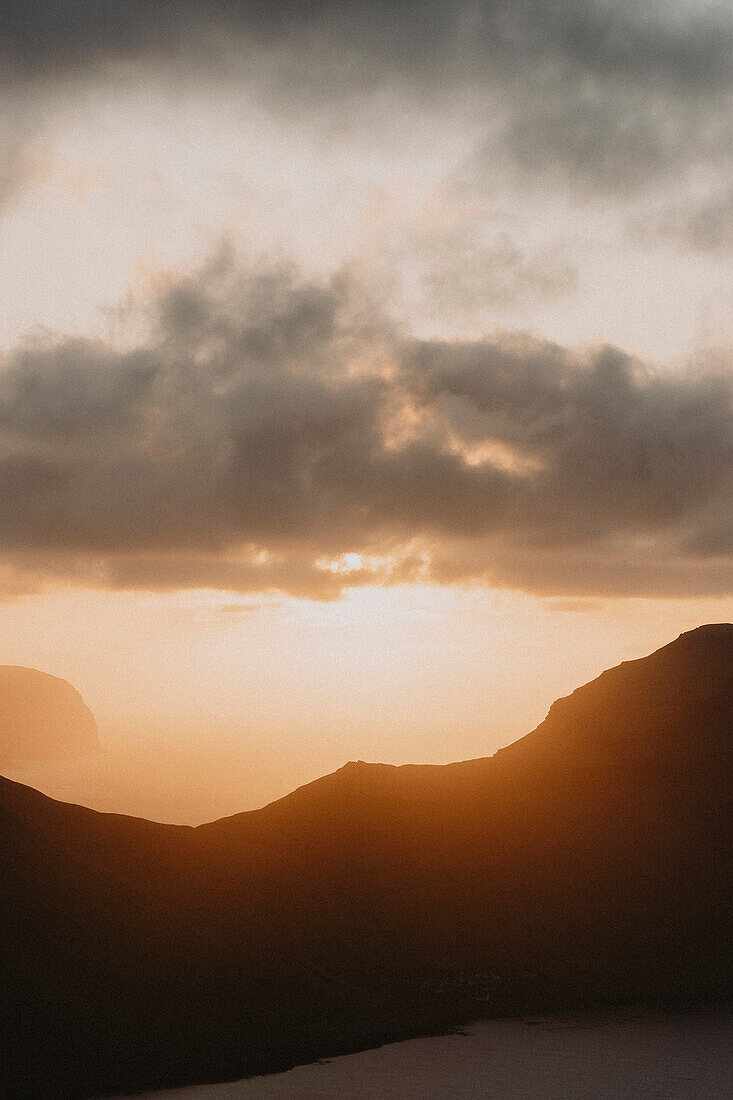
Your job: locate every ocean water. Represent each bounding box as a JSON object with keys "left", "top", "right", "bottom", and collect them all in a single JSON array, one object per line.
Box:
[{"left": 118, "top": 1007, "right": 733, "bottom": 1099}]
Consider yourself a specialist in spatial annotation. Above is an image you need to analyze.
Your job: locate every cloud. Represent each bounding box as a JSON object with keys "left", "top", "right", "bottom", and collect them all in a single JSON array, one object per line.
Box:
[
  {"left": 0, "top": 132, "right": 30, "bottom": 208},
  {"left": 637, "top": 185, "right": 733, "bottom": 254},
  {"left": 394, "top": 221, "right": 578, "bottom": 322},
  {"left": 492, "top": 82, "right": 733, "bottom": 194},
  {"left": 0, "top": 251, "right": 730, "bottom": 600},
  {"left": 3, "top": 2, "right": 730, "bottom": 88},
  {"left": 0, "top": 103, "right": 48, "bottom": 213},
  {"left": 1, "top": 2, "right": 731, "bottom": 199}
]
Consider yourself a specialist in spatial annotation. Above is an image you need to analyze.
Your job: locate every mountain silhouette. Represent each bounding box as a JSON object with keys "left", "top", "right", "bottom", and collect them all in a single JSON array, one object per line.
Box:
[
  {"left": 0, "top": 626, "right": 730, "bottom": 1097},
  {"left": 0, "top": 666, "right": 98, "bottom": 765}
]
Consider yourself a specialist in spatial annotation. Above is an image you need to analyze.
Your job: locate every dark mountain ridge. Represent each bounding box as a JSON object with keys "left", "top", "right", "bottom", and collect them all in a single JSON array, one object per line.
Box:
[{"left": 1, "top": 625, "right": 731, "bottom": 1097}]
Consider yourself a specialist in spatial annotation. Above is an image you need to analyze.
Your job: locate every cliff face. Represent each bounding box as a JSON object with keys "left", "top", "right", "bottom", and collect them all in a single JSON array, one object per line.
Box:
[{"left": 0, "top": 666, "right": 98, "bottom": 763}]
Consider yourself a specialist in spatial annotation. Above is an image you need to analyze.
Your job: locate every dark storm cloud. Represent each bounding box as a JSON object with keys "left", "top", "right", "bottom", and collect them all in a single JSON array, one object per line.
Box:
[
  {"left": 0, "top": 255, "right": 730, "bottom": 599},
  {"left": 3, "top": 1, "right": 730, "bottom": 86},
  {"left": 1, "top": 2, "right": 732, "bottom": 195}
]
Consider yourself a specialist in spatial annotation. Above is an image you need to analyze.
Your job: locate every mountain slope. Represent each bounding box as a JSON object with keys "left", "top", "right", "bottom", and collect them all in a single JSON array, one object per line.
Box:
[{"left": 1, "top": 626, "right": 731, "bottom": 1097}]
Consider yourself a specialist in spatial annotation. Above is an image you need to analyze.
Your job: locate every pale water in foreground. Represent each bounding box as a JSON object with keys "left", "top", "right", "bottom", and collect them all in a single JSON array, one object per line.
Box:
[{"left": 117, "top": 1008, "right": 732, "bottom": 1099}]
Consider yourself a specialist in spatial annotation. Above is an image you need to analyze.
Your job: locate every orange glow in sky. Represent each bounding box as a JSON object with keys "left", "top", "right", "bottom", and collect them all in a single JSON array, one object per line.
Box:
[{"left": 3, "top": 585, "right": 731, "bottom": 823}]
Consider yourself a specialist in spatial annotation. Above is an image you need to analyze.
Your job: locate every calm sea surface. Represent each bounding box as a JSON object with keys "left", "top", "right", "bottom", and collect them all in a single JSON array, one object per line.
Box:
[{"left": 115, "top": 1007, "right": 733, "bottom": 1099}]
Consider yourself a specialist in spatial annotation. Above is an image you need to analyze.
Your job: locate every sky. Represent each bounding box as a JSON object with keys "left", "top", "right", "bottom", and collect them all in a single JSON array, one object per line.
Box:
[{"left": 1, "top": 0, "right": 732, "bottom": 822}]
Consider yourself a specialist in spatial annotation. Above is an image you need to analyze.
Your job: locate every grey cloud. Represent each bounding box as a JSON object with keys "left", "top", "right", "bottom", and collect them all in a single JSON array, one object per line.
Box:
[
  {"left": 1, "top": 2, "right": 732, "bottom": 198},
  {"left": 396, "top": 229, "right": 578, "bottom": 320},
  {"left": 0, "top": 133, "right": 30, "bottom": 208},
  {"left": 2, "top": 2, "right": 730, "bottom": 89},
  {"left": 494, "top": 84, "right": 733, "bottom": 192},
  {"left": 429, "top": 539, "right": 733, "bottom": 599},
  {"left": 0, "top": 253, "right": 730, "bottom": 599},
  {"left": 0, "top": 340, "right": 157, "bottom": 439},
  {"left": 405, "top": 339, "right": 733, "bottom": 540},
  {"left": 638, "top": 186, "right": 733, "bottom": 253},
  {"left": 0, "top": 106, "right": 48, "bottom": 212},
  {"left": 686, "top": 518, "right": 733, "bottom": 558}
]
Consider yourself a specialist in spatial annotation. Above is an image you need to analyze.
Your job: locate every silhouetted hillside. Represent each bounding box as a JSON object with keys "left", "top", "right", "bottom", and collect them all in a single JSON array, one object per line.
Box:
[
  {"left": 0, "top": 626, "right": 731, "bottom": 1097},
  {"left": 0, "top": 666, "right": 98, "bottom": 764}
]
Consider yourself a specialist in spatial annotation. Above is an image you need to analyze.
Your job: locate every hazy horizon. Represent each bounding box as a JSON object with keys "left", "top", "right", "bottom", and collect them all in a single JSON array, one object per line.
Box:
[{"left": 4, "top": 605, "right": 733, "bottom": 823}]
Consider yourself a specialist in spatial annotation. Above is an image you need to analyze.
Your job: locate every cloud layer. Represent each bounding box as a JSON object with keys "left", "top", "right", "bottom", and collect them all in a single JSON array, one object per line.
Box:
[
  {"left": 2, "top": 2, "right": 733, "bottom": 197},
  {"left": 1, "top": 3, "right": 731, "bottom": 601},
  {"left": 0, "top": 254, "right": 730, "bottom": 599}
]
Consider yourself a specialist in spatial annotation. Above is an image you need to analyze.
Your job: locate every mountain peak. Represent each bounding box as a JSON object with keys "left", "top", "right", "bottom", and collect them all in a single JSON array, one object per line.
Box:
[
  {"left": 501, "top": 624, "right": 732, "bottom": 768},
  {"left": 671, "top": 622, "right": 733, "bottom": 646}
]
